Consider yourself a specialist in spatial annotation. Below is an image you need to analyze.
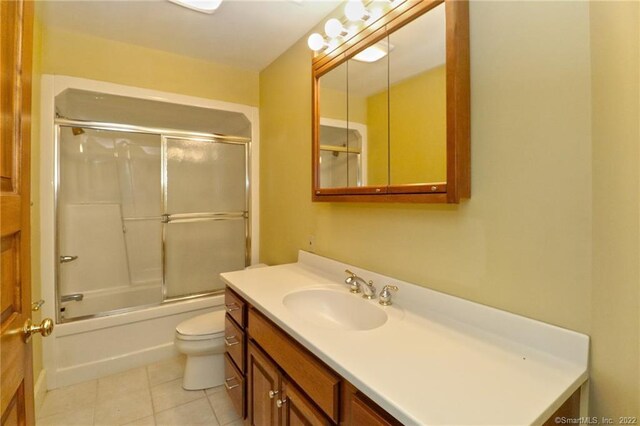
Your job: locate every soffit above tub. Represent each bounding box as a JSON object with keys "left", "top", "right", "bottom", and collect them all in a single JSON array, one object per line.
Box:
[
  {"left": 39, "top": 0, "right": 341, "bottom": 72},
  {"left": 56, "top": 89, "right": 252, "bottom": 138}
]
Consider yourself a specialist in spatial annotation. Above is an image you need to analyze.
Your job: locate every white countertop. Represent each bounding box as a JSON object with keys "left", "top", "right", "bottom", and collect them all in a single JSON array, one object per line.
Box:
[{"left": 221, "top": 251, "right": 589, "bottom": 426}]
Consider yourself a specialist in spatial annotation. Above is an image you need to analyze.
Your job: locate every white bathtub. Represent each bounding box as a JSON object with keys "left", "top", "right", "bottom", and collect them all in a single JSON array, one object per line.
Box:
[
  {"left": 40, "top": 75, "right": 261, "bottom": 391},
  {"left": 46, "top": 294, "right": 223, "bottom": 389},
  {"left": 61, "top": 282, "right": 163, "bottom": 320}
]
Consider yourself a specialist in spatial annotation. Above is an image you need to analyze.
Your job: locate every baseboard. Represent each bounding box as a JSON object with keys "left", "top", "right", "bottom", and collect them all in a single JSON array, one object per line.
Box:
[
  {"left": 34, "top": 368, "right": 47, "bottom": 417},
  {"left": 52, "top": 342, "right": 179, "bottom": 389}
]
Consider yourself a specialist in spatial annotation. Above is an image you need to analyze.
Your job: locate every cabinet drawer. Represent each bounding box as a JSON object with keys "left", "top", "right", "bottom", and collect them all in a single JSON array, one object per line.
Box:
[
  {"left": 225, "top": 287, "right": 246, "bottom": 328},
  {"left": 225, "top": 314, "right": 245, "bottom": 373},
  {"left": 248, "top": 308, "right": 340, "bottom": 423},
  {"left": 224, "top": 353, "right": 245, "bottom": 419}
]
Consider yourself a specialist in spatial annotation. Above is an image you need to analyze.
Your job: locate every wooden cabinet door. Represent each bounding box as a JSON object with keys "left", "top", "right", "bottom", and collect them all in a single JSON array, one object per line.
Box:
[
  {"left": 1, "top": 1, "right": 35, "bottom": 425},
  {"left": 247, "top": 341, "right": 281, "bottom": 426},
  {"left": 281, "top": 380, "right": 330, "bottom": 426},
  {"left": 349, "top": 393, "right": 396, "bottom": 426}
]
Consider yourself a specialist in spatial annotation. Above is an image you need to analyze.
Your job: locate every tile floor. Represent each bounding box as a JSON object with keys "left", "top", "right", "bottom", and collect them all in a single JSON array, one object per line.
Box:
[{"left": 37, "top": 356, "right": 242, "bottom": 426}]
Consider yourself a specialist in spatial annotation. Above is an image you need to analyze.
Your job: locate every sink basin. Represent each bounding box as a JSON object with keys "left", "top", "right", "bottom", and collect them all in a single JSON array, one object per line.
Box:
[{"left": 282, "top": 287, "right": 388, "bottom": 331}]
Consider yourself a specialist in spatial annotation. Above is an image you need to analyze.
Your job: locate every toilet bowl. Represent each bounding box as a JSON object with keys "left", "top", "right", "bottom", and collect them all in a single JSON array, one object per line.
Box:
[{"left": 174, "top": 310, "right": 225, "bottom": 390}]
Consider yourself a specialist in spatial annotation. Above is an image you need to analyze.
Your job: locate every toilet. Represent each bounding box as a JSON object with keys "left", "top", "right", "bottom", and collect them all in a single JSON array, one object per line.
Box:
[{"left": 174, "top": 310, "right": 226, "bottom": 390}]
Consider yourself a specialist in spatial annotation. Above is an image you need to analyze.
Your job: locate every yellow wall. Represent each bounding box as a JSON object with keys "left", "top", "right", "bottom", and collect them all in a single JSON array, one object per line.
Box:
[
  {"left": 589, "top": 0, "right": 640, "bottom": 417},
  {"left": 261, "top": 0, "right": 636, "bottom": 417},
  {"left": 261, "top": 0, "right": 592, "bottom": 333},
  {"left": 367, "top": 65, "right": 446, "bottom": 184},
  {"left": 30, "top": 8, "right": 44, "bottom": 386},
  {"left": 41, "top": 27, "right": 259, "bottom": 106}
]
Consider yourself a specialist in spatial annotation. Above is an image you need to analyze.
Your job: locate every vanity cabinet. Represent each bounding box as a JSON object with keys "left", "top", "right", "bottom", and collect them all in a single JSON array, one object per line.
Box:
[
  {"left": 225, "top": 286, "right": 400, "bottom": 426},
  {"left": 248, "top": 341, "right": 329, "bottom": 426},
  {"left": 225, "top": 285, "right": 582, "bottom": 425},
  {"left": 224, "top": 287, "right": 247, "bottom": 419}
]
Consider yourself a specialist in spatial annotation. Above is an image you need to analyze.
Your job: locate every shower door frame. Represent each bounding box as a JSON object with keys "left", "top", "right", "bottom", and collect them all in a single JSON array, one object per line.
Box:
[
  {"left": 160, "top": 134, "right": 251, "bottom": 302},
  {"left": 54, "top": 119, "right": 251, "bottom": 323}
]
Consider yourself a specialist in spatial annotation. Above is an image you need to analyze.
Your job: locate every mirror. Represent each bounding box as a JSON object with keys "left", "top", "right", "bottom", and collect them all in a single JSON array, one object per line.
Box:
[
  {"left": 312, "top": 0, "right": 469, "bottom": 203},
  {"left": 389, "top": 3, "right": 446, "bottom": 185}
]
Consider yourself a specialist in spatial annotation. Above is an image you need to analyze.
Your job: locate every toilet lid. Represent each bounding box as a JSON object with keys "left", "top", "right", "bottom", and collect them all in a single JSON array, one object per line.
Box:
[{"left": 176, "top": 310, "right": 225, "bottom": 336}]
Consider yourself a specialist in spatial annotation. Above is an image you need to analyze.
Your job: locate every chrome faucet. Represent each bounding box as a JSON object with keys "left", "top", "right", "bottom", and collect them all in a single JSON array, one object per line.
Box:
[
  {"left": 61, "top": 293, "right": 84, "bottom": 303},
  {"left": 344, "top": 269, "right": 362, "bottom": 293},
  {"left": 379, "top": 285, "right": 399, "bottom": 306},
  {"left": 344, "top": 270, "right": 376, "bottom": 299}
]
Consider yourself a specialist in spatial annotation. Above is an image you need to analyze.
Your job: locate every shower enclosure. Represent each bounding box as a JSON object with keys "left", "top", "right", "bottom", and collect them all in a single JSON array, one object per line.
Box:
[{"left": 55, "top": 88, "right": 251, "bottom": 322}]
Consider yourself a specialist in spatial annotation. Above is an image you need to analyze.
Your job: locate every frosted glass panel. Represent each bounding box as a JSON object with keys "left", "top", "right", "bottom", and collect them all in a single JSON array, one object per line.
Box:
[
  {"left": 58, "top": 126, "right": 163, "bottom": 320},
  {"left": 166, "top": 138, "right": 247, "bottom": 213},
  {"left": 164, "top": 219, "right": 247, "bottom": 298}
]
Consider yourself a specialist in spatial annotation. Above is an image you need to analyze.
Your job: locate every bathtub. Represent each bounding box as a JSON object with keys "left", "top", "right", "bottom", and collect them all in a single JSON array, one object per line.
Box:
[
  {"left": 60, "top": 282, "right": 163, "bottom": 320},
  {"left": 47, "top": 294, "right": 223, "bottom": 389},
  {"left": 40, "top": 75, "right": 260, "bottom": 391}
]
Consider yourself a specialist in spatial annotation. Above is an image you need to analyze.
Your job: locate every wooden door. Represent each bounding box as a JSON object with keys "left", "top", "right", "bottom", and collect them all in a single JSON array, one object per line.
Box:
[
  {"left": 1, "top": 1, "right": 35, "bottom": 425},
  {"left": 280, "top": 380, "right": 329, "bottom": 426},
  {"left": 247, "top": 342, "right": 280, "bottom": 426}
]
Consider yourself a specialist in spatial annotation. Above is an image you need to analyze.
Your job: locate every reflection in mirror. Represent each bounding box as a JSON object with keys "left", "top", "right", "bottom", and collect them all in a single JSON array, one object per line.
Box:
[
  {"left": 319, "top": 121, "right": 366, "bottom": 187},
  {"left": 349, "top": 38, "right": 389, "bottom": 187},
  {"left": 389, "top": 2, "right": 446, "bottom": 185},
  {"left": 319, "top": 62, "right": 350, "bottom": 188}
]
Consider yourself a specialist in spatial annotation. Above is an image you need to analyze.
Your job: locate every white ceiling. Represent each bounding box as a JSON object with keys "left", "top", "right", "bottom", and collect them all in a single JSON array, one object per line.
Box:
[{"left": 39, "top": 0, "right": 342, "bottom": 71}]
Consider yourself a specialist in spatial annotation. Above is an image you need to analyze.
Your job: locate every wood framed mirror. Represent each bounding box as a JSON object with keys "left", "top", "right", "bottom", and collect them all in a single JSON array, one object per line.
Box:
[{"left": 311, "top": 0, "right": 469, "bottom": 203}]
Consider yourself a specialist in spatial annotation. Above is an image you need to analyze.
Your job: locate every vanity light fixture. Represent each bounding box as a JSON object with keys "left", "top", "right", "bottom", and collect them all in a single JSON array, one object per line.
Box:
[
  {"left": 324, "top": 18, "right": 347, "bottom": 38},
  {"left": 352, "top": 41, "right": 393, "bottom": 63},
  {"left": 308, "top": 0, "right": 404, "bottom": 54},
  {"left": 307, "top": 33, "right": 327, "bottom": 52},
  {"left": 344, "top": 0, "right": 369, "bottom": 22},
  {"left": 168, "top": 0, "right": 223, "bottom": 14}
]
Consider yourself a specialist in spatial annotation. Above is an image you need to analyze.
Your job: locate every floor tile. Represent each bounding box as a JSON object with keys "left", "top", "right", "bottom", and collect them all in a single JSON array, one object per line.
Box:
[
  {"left": 98, "top": 367, "right": 149, "bottom": 399},
  {"left": 204, "top": 385, "right": 225, "bottom": 397},
  {"left": 94, "top": 387, "right": 153, "bottom": 426},
  {"left": 37, "top": 406, "right": 94, "bottom": 426},
  {"left": 208, "top": 391, "right": 240, "bottom": 425},
  {"left": 155, "top": 398, "right": 218, "bottom": 426},
  {"left": 122, "top": 415, "right": 156, "bottom": 426},
  {"left": 146, "top": 356, "right": 185, "bottom": 388},
  {"left": 150, "top": 378, "right": 205, "bottom": 413},
  {"left": 38, "top": 380, "right": 98, "bottom": 419}
]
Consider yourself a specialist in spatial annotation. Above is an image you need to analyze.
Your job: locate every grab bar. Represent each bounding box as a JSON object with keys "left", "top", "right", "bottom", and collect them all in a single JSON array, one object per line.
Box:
[
  {"left": 60, "top": 255, "right": 78, "bottom": 264},
  {"left": 61, "top": 294, "right": 84, "bottom": 303}
]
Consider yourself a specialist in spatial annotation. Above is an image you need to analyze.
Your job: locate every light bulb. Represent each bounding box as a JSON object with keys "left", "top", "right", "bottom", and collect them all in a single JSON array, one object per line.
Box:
[
  {"left": 345, "top": 0, "right": 367, "bottom": 22},
  {"left": 307, "top": 33, "right": 325, "bottom": 52},
  {"left": 324, "top": 18, "right": 345, "bottom": 38}
]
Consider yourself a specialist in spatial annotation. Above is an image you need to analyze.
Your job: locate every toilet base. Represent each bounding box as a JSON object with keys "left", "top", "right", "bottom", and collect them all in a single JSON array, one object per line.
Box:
[{"left": 183, "top": 353, "right": 224, "bottom": 390}]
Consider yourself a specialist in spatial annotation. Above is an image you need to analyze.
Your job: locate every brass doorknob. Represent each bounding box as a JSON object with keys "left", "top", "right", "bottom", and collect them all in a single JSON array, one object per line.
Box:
[{"left": 23, "top": 318, "right": 54, "bottom": 341}]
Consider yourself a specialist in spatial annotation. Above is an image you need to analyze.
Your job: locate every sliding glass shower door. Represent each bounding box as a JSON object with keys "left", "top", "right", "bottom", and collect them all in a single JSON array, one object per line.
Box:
[
  {"left": 162, "top": 137, "right": 249, "bottom": 299},
  {"left": 56, "top": 126, "right": 250, "bottom": 321}
]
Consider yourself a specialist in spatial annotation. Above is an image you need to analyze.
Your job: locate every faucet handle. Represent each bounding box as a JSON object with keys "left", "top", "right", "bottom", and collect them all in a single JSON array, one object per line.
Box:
[
  {"left": 344, "top": 269, "right": 360, "bottom": 293},
  {"left": 379, "top": 285, "right": 399, "bottom": 306}
]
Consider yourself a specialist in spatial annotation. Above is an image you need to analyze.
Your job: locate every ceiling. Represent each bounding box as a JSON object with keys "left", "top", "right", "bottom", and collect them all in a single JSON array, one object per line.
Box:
[{"left": 39, "top": 0, "right": 342, "bottom": 71}]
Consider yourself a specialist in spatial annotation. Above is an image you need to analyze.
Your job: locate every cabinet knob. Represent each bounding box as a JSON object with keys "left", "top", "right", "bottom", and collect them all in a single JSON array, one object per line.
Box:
[
  {"left": 224, "top": 377, "right": 239, "bottom": 390},
  {"left": 224, "top": 336, "right": 239, "bottom": 346},
  {"left": 276, "top": 398, "right": 288, "bottom": 408},
  {"left": 225, "top": 303, "right": 240, "bottom": 313},
  {"left": 268, "top": 390, "right": 279, "bottom": 399}
]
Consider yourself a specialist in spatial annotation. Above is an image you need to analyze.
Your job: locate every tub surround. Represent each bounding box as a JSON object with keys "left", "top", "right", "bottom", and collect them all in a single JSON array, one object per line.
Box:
[{"left": 221, "top": 250, "right": 589, "bottom": 425}]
